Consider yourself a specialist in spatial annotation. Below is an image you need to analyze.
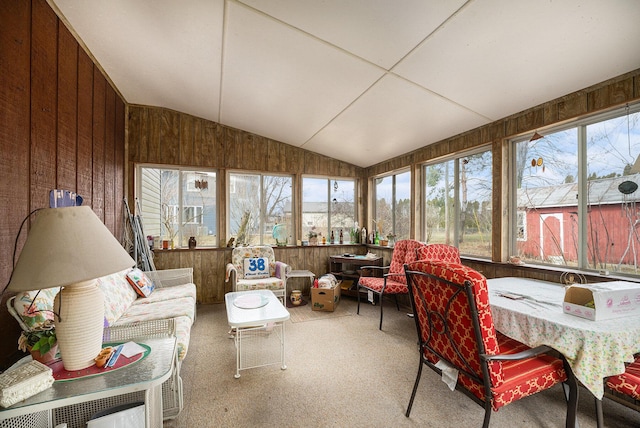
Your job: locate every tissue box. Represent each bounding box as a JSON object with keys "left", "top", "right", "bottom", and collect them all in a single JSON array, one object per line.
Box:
[
  {"left": 311, "top": 282, "right": 341, "bottom": 312},
  {"left": 0, "top": 360, "right": 54, "bottom": 408},
  {"left": 563, "top": 281, "right": 640, "bottom": 321}
]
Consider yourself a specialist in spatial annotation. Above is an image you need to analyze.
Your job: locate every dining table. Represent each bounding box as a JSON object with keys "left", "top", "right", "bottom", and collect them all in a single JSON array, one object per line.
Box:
[{"left": 486, "top": 276, "right": 640, "bottom": 401}]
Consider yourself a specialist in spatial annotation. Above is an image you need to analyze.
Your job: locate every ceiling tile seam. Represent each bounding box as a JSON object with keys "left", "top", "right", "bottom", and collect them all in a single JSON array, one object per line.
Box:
[
  {"left": 231, "top": 0, "right": 390, "bottom": 74},
  {"left": 298, "top": 73, "right": 389, "bottom": 149},
  {"left": 389, "top": 72, "right": 494, "bottom": 123},
  {"left": 218, "top": 0, "right": 231, "bottom": 124},
  {"left": 386, "top": 0, "right": 476, "bottom": 73}
]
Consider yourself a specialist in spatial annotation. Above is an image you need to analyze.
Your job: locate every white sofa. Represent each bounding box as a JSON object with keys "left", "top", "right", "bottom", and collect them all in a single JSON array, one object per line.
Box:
[{"left": 7, "top": 267, "right": 196, "bottom": 419}]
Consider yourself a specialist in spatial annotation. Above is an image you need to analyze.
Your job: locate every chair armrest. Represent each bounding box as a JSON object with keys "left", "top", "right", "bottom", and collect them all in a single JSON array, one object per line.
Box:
[
  {"left": 145, "top": 268, "right": 193, "bottom": 288},
  {"left": 482, "top": 345, "right": 554, "bottom": 362},
  {"left": 360, "top": 265, "right": 390, "bottom": 277},
  {"left": 275, "top": 261, "right": 291, "bottom": 279},
  {"left": 226, "top": 263, "right": 237, "bottom": 284}
]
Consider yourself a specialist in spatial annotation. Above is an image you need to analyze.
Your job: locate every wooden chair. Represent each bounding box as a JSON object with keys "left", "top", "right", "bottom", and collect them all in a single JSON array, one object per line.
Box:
[
  {"left": 404, "top": 259, "right": 578, "bottom": 428},
  {"left": 356, "top": 239, "right": 426, "bottom": 330}
]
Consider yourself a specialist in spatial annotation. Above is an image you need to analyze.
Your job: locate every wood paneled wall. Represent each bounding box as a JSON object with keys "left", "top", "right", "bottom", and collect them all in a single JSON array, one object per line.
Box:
[{"left": 0, "top": 0, "right": 126, "bottom": 370}]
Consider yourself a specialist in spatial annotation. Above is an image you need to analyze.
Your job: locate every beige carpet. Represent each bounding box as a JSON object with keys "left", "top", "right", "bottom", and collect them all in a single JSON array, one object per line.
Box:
[
  {"left": 288, "top": 301, "right": 353, "bottom": 323},
  {"left": 164, "top": 298, "right": 640, "bottom": 428}
]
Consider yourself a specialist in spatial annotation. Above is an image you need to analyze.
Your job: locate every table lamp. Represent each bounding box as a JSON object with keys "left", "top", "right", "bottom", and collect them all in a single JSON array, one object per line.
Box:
[{"left": 7, "top": 206, "right": 135, "bottom": 370}]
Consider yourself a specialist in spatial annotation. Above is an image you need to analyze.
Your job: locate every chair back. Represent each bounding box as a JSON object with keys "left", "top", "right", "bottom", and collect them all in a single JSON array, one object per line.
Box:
[
  {"left": 387, "top": 239, "right": 426, "bottom": 284},
  {"left": 416, "top": 244, "right": 461, "bottom": 263},
  {"left": 404, "top": 259, "right": 503, "bottom": 396},
  {"left": 231, "top": 246, "right": 277, "bottom": 277}
]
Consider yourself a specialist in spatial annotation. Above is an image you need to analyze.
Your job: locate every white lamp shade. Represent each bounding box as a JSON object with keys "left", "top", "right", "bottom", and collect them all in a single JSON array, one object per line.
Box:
[{"left": 7, "top": 206, "right": 135, "bottom": 292}]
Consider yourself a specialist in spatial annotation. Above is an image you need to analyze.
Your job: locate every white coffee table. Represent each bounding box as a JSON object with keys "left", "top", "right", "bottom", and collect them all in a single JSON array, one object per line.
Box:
[{"left": 225, "top": 290, "right": 290, "bottom": 378}]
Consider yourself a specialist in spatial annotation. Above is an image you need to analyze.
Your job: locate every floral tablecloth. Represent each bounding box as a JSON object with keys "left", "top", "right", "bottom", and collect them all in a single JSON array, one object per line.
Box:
[{"left": 487, "top": 277, "right": 640, "bottom": 399}]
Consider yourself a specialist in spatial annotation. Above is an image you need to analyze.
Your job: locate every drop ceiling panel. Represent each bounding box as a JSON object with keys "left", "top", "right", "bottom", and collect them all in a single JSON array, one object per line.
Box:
[
  {"left": 54, "top": 0, "right": 224, "bottom": 121},
  {"left": 394, "top": 0, "right": 640, "bottom": 120},
  {"left": 239, "top": 0, "right": 468, "bottom": 69},
  {"left": 304, "top": 74, "right": 489, "bottom": 167},
  {"left": 221, "top": 2, "right": 385, "bottom": 146}
]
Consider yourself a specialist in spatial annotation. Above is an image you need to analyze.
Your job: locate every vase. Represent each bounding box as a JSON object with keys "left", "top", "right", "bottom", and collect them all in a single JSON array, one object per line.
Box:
[
  {"left": 188, "top": 236, "right": 197, "bottom": 249},
  {"left": 309, "top": 237, "right": 318, "bottom": 246},
  {"left": 30, "top": 343, "right": 59, "bottom": 364},
  {"left": 290, "top": 290, "right": 302, "bottom": 306}
]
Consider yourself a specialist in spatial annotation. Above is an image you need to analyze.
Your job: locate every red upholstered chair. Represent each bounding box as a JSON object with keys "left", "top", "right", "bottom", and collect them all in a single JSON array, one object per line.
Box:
[
  {"left": 595, "top": 354, "right": 640, "bottom": 427},
  {"left": 357, "top": 239, "right": 426, "bottom": 330},
  {"left": 403, "top": 259, "right": 578, "bottom": 428},
  {"left": 416, "top": 243, "right": 461, "bottom": 263}
]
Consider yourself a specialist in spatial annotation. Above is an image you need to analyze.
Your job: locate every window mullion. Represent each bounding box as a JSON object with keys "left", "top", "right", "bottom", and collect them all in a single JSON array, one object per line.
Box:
[{"left": 577, "top": 125, "right": 588, "bottom": 269}]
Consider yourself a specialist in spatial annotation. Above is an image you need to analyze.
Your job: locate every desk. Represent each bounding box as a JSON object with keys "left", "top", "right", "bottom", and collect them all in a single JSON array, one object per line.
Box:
[
  {"left": 329, "top": 254, "right": 383, "bottom": 297},
  {"left": 225, "top": 290, "right": 290, "bottom": 378},
  {"left": 487, "top": 277, "right": 640, "bottom": 399},
  {"left": 0, "top": 337, "right": 176, "bottom": 428}
]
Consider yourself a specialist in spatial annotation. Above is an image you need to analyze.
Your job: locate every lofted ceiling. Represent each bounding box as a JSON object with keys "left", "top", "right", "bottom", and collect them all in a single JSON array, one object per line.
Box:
[{"left": 51, "top": 0, "right": 640, "bottom": 168}]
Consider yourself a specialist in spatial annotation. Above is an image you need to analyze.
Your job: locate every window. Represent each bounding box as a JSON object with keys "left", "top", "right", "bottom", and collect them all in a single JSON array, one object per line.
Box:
[
  {"left": 512, "top": 104, "right": 640, "bottom": 275},
  {"left": 423, "top": 149, "right": 492, "bottom": 258},
  {"left": 374, "top": 170, "right": 411, "bottom": 241},
  {"left": 228, "top": 172, "right": 292, "bottom": 246},
  {"left": 302, "top": 177, "right": 356, "bottom": 242},
  {"left": 137, "top": 166, "right": 217, "bottom": 248}
]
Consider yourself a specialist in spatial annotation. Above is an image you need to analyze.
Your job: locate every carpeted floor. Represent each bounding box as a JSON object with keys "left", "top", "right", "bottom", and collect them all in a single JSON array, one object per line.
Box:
[{"left": 164, "top": 297, "right": 640, "bottom": 428}]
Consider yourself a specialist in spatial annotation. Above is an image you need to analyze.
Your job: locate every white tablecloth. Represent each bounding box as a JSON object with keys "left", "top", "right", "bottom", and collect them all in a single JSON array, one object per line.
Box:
[{"left": 487, "top": 277, "right": 640, "bottom": 399}]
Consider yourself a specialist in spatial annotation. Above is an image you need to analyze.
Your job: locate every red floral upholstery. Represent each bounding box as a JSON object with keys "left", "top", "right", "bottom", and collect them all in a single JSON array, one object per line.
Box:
[
  {"left": 416, "top": 243, "right": 461, "bottom": 264},
  {"left": 357, "top": 240, "right": 426, "bottom": 329},
  {"left": 606, "top": 355, "right": 640, "bottom": 400},
  {"left": 404, "top": 259, "right": 572, "bottom": 426}
]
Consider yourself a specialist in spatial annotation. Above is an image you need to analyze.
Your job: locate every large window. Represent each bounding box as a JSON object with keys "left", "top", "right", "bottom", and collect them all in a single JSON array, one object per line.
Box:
[
  {"left": 374, "top": 170, "right": 411, "bottom": 242},
  {"left": 512, "top": 104, "right": 640, "bottom": 275},
  {"left": 423, "top": 149, "right": 492, "bottom": 257},
  {"left": 228, "top": 172, "right": 292, "bottom": 246},
  {"left": 137, "top": 166, "right": 217, "bottom": 248},
  {"left": 302, "top": 177, "right": 356, "bottom": 242}
]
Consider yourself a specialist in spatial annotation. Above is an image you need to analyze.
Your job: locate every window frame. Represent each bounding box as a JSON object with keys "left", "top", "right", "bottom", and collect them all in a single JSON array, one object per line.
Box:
[{"left": 372, "top": 168, "right": 411, "bottom": 240}]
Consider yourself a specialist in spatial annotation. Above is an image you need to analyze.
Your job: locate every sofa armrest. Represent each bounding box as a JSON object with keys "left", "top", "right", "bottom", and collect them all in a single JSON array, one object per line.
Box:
[{"left": 145, "top": 268, "right": 193, "bottom": 288}]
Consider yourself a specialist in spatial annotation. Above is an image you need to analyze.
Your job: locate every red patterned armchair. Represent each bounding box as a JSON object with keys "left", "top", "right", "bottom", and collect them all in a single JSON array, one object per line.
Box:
[
  {"left": 403, "top": 259, "right": 578, "bottom": 428},
  {"left": 357, "top": 239, "right": 426, "bottom": 330},
  {"left": 416, "top": 243, "right": 460, "bottom": 263},
  {"left": 596, "top": 354, "right": 640, "bottom": 426}
]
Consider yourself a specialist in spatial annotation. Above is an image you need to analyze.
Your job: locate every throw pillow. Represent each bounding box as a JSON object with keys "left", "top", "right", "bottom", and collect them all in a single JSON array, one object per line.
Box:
[
  {"left": 243, "top": 257, "right": 270, "bottom": 279},
  {"left": 126, "top": 268, "right": 156, "bottom": 297}
]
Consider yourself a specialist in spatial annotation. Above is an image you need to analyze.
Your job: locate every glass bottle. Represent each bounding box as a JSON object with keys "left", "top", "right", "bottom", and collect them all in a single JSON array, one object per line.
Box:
[
  {"left": 330, "top": 230, "right": 335, "bottom": 244},
  {"left": 339, "top": 229, "right": 343, "bottom": 244}
]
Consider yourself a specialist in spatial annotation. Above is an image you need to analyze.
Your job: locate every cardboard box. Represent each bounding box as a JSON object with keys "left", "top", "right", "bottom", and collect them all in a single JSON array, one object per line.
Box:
[
  {"left": 563, "top": 281, "right": 640, "bottom": 321},
  {"left": 311, "top": 282, "right": 341, "bottom": 312}
]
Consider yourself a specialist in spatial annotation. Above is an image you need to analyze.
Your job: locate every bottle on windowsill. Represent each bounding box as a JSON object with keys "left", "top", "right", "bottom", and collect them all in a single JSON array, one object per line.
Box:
[
  {"left": 339, "top": 229, "right": 343, "bottom": 244},
  {"left": 330, "top": 230, "right": 335, "bottom": 244}
]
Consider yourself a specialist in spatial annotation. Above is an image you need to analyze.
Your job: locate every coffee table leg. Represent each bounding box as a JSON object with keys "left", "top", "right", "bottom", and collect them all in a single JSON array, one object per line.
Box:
[
  {"left": 235, "top": 329, "right": 241, "bottom": 378},
  {"left": 281, "top": 322, "right": 287, "bottom": 371}
]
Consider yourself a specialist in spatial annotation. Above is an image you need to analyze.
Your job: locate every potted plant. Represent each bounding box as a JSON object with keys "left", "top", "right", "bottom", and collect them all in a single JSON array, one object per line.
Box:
[
  {"left": 308, "top": 229, "right": 319, "bottom": 246},
  {"left": 17, "top": 320, "right": 58, "bottom": 364}
]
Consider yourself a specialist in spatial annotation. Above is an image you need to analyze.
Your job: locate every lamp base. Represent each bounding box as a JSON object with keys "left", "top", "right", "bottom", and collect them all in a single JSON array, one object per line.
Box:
[{"left": 54, "top": 279, "right": 104, "bottom": 371}]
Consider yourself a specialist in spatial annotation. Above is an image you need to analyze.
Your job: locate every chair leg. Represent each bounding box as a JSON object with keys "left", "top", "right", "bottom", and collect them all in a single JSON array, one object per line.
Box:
[
  {"left": 357, "top": 283, "right": 361, "bottom": 315},
  {"left": 379, "top": 293, "right": 384, "bottom": 330},
  {"left": 482, "top": 402, "right": 492, "bottom": 428},
  {"left": 594, "top": 396, "right": 603, "bottom": 428},
  {"left": 561, "top": 356, "right": 579, "bottom": 428},
  {"left": 394, "top": 294, "right": 400, "bottom": 311},
  {"left": 405, "top": 358, "right": 423, "bottom": 417}
]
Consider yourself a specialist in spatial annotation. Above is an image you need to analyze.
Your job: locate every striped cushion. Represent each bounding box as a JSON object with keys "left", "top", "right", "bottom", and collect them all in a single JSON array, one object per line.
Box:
[{"left": 606, "top": 355, "right": 640, "bottom": 400}]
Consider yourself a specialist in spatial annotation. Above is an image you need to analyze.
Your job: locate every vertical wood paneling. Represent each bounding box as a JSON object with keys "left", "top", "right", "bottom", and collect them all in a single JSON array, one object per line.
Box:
[
  {"left": 127, "top": 106, "right": 141, "bottom": 162},
  {"left": 115, "top": 97, "right": 125, "bottom": 241},
  {"left": 104, "top": 86, "right": 116, "bottom": 231},
  {"left": 92, "top": 69, "right": 106, "bottom": 220},
  {"left": 30, "top": 0, "right": 57, "bottom": 211},
  {"left": 0, "top": 0, "right": 32, "bottom": 368},
  {"left": 1, "top": 0, "right": 126, "bottom": 370},
  {"left": 147, "top": 108, "right": 161, "bottom": 163},
  {"left": 160, "top": 109, "right": 180, "bottom": 164},
  {"left": 77, "top": 49, "right": 93, "bottom": 202},
  {"left": 56, "top": 24, "right": 77, "bottom": 191},
  {"left": 180, "top": 114, "right": 194, "bottom": 165}
]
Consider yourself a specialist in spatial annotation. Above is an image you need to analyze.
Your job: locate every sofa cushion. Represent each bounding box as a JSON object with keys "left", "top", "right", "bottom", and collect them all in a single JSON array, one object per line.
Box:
[
  {"left": 125, "top": 268, "right": 156, "bottom": 297},
  {"left": 12, "top": 287, "right": 60, "bottom": 329},
  {"left": 97, "top": 269, "right": 138, "bottom": 325},
  {"left": 115, "top": 296, "right": 196, "bottom": 325},
  {"left": 130, "top": 283, "right": 196, "bottom": 305}
]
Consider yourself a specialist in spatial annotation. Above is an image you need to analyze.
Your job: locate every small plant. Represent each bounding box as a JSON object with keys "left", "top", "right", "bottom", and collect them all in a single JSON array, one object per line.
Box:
[{"left": 17, "top": 320, "right": 56, "bottom": 355}]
